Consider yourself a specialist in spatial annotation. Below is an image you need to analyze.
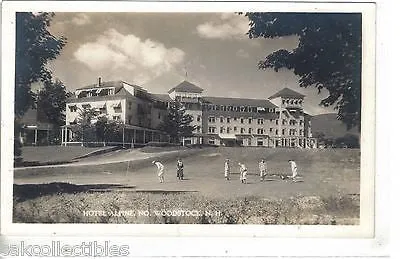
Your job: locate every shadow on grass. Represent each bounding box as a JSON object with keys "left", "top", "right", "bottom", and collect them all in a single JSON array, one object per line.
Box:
[{"left": 14, "top": 182, "right": 135, "bottom": 202}]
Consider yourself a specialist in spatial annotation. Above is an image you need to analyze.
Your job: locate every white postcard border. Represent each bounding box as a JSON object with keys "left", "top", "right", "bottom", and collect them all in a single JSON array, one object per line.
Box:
[{"left": 0, "top": 1, "right": 385, "bottom": 257}]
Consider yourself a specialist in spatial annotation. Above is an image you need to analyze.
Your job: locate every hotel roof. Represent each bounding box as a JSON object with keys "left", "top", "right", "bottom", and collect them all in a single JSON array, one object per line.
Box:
[
  {"left": 76, "top": 80, "right": 145, "bottom": 92},
  {"left": 203, "top": 96, "right": 277, "bottom": 108},
  {"left": 151, "top": 93, "right": 172, "bottom": 102},
  {"left": 168, "top": 81, "right": 204, "bottom": 94},
  {"left": 268, "top": 87, "right": 305, "bottom": 99}
]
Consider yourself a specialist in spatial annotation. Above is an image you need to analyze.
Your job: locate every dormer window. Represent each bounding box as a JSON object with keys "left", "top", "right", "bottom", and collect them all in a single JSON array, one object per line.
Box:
[
  {"left": 82, "top": 104, "right": 91, "bottom": 109},
  {"left": 68, "top": 105, "right": 77, "bottom": 112},
  {"left": 77, "top": 91, "right": 87, "bottom": 98}
]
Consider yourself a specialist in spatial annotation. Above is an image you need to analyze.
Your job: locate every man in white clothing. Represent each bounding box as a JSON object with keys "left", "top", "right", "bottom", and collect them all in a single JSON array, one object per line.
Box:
[
  {"left": 238, "top": 162, "right": 248, "bottom": 184},
  {"left": 152, "top": 160, "right": 165, "bottom": 183},
  {"left": 288, "top": 160, "right": 298, "bottom": 179},
  {"left": 259, "top": 159, "right": 267, "bottom": 182}
]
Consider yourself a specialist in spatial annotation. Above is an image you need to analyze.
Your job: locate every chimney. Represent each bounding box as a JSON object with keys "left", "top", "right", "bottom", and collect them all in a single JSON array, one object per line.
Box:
[{"left": 98, "top": 77, "right": 102, "bottom": 86}]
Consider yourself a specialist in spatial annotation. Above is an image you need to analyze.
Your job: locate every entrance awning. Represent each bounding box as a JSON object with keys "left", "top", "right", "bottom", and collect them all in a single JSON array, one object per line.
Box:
[{"left": 218, "top": 133, "right": 237, "bottom": 140}]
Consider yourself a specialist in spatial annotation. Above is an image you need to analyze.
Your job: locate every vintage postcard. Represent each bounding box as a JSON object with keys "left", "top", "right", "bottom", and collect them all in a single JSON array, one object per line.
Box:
[{"left": 1, "top": 0, "right": 381, "bottom": 257}]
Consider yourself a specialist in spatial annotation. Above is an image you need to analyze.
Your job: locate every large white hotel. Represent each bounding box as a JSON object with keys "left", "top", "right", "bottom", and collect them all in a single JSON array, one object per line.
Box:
[{"left": 63, "top": 78, "right": 316, "bottom": 148}]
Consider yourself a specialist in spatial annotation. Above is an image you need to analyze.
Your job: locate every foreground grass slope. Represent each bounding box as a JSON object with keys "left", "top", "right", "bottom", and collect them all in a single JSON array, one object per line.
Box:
[{"left": 13, "top": 191, "right": 359, "bottom": 224}]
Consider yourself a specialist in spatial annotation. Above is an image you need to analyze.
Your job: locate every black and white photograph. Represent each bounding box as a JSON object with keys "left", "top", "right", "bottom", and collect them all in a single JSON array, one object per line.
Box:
[{"left": 1, "top": 1, "right": 377, "bottom": 241}]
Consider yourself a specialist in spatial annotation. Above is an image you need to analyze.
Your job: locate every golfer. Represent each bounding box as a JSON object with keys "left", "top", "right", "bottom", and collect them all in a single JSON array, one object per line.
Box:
[
  {"left": 152, "top": 160, "right": 165, "bottom": 183},
  {"left": 259, "top": 159, "right": 267, "bottom": 181},
  {"left": 177, "top": 158, "right": 184, "bottom": 180},
  {"left": 224, "top": 159, "right": 231, "bottom": 180},
  {"left": 238, "top": 162, "right": 248, "bottom": 184},
  {"left": 288, "top": 160, "right": 298, "bottom": 179}
]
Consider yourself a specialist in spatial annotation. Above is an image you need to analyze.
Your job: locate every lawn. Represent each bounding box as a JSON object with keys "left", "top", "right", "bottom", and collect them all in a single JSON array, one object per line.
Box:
[
  {"left": 13, "top": 147, "right": 360, "bottom": 224},
  {"left": 19, "top": 146, "right": 117, "bottom": 164}
]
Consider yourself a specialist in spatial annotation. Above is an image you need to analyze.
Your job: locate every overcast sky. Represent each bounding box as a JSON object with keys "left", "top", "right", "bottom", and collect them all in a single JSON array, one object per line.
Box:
[{"left": 48, "top": 12, "right": 335, "bottom": 115}]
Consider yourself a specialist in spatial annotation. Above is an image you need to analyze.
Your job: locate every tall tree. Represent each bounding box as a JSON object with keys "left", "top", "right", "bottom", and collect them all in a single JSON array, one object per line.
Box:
[
  {"left": 245, "top": 13, "right": 361, "bottom": 130},
  {"left": 158, "top": 101, "right": 195, "bottom": 143},
  {"left": 14, "top": 12, "right": 66, "bottom": 157},
  {"left": 37, "top": 80, "right": 72, "bottom": 126},
  {"left": 15, "top": 12, "right": 66, "bottom": 118}
]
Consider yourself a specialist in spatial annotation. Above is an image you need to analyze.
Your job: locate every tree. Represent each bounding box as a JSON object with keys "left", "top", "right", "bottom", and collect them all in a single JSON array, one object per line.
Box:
[
  {"left": 158, "top": 101, "right": 195, "bottom": 143},
  {"left": 15, "top": 12, "right": 66, "bottom": 156},
  {"left": 70, "top": 107, "right": 98, "bottom": 144},
  {"left": 15, "top": 12, "right": 67, "bottom": 118},
  {"left": 245, "top": 13, "right": 361, "bottom": 130},
  {"left": 95, "top": 116, "right": 122, "bottom": 143},
  {"left": 37, "top": 80, "right": 72, "bottom": 126},
  {"left": 335, "top": 134, "right": 359, "bottom": 148}
]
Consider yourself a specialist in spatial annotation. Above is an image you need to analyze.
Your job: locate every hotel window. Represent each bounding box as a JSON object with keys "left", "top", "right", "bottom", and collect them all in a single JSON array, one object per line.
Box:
[
  {"left": 282, "top": 129, "right": 286, "bottom": 135},
  {"left": 276, "top": 120, "right": 279, "bottom": 125},
  {"left": 234, "top": 117, "right": 237, "bottom": 121},
  {"left": 257, "top": 138, "right": 264, "bottom": 146},
  {"left": 208, "top": 116, "right": 216, "bottom": 123},
  {"left": 197, "top": 115, "right": 201, "bottom": 122},
  {"left": 240, "top": 118, "right": 244, "bottom": 124},
  {"left": 220, "top": 127, "right": 224, "bottom": 133},
  {"left": 227, "top": 117, "right": 231, "bottom": 123},
  {"left": 227, "top": 127, "right": 231, "bottom": 133},
  {"left": 240, "top": 128, "right": 245, "bottom": 134},
  {"left": 290, "top": 100, "right": 294, "bottom": 105},
  {"left": 248, "top": 118, "right": 252, "bottom": 124},
  {"left": 208, "top": 138, "right": 215, "bottom": 145},
  {"left": 282, "top": 119, "right": 287, "bottom": 125},
  {"left": 299, "top": 129, "right": 303, "bottom": 136},
  {"left": 270, "top": 128, "right": 273, "bottom": 132},
  {"left": 248, "top": 128, "right": 252, "bottom": 134},
  {"left": 299, "top": 120, "right": 303, "bottom": 125},
  {"left": 208, "top": 127, "right": 216, "bottom": 133},
  {"left": 257, "top": 118, "right": 264, "bottom": 124},
  {"left": 220, "top": 117, "right": 224, "bottom": 123},
  {"left": 113, "top": 115, "right": 121, "bottom": 121},
  {"left": 275, "top": 129, "right": 278, "bottom": 135},
  {"left": 257, "top": 128, "right": 264, "bottom": 135},
  {"left": 233, "top": 126, "right": 237, "bottom": 132}
]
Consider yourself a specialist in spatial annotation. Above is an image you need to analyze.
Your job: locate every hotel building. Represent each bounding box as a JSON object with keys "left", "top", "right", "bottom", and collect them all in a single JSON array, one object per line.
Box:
[{"left": 63, "top": 79, "right": 316, "bottom": 147}]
